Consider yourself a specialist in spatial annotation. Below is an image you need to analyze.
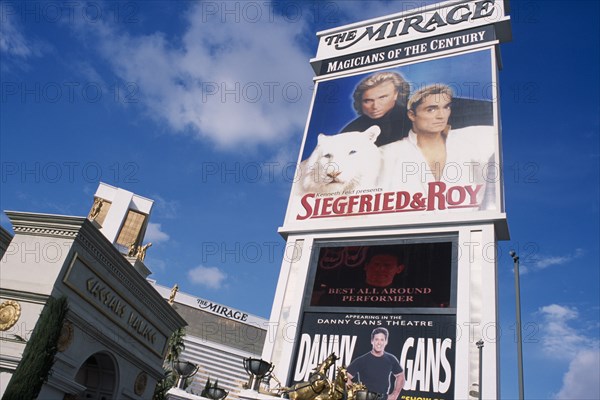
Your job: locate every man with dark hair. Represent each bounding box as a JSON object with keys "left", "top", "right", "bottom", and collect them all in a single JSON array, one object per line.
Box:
[
  {"left": 364, "top": 250, "right": 405, "bottom": 288},
  {"left": 347, "top": 327, "right": 405, "bottom": 400}
]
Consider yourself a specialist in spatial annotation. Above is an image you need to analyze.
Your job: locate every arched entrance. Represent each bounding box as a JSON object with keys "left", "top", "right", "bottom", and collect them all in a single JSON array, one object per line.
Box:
[{"left": 74, "top": 352, "right": 117, "bottom": 400}]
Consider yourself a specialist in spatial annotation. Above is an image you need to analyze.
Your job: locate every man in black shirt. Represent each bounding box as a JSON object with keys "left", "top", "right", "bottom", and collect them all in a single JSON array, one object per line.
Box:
[{"left": 347, "top": 327, "right": 405, "bottom": 400}]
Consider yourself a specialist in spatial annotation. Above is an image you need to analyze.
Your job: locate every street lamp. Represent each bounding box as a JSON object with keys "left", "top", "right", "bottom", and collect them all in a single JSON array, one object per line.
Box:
[
  {"left": 476, "top": 339, "right": 484, "bottom": 400},
  {"left": 510, "top": 250, "right": 525, "bottom": 400},
  {"left": 204, "top": 384, "right": 229, "bottom": 400},
  {"left": 243, "top": 358, "right": 274, "bottom": 391},
  {"left": 172, "top": 359, "right": 199, "bottom": 390}
]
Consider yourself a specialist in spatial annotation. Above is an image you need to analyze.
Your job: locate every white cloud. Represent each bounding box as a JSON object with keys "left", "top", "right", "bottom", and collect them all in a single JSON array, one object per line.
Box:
[
  {"left": 62, "top": 1, "right": 443, "bottom": 150},
  {"left": 539, "top": 304, "right": 593, "bottom": 359},
  {"left": 69, "top": 1, "right": 314, "bottom": 150},
  {"left": 1, "top": 14, "right": 36, "bottom": 58},
  {"left": 151, "top": 194, "right": 179, "bottom": 219},
  {"left": 188, "top": 265, "right": 227, "bottom": 290},
  {"left": 555, "top": 348, "right": 600, "bottom": 399},
  {"left": 145, "top": 256, "right": 167, "bottom": 273},
  {"left": 144, "top": 222, "right": 170, "bottom": 243},
  {"left": 538, "top": 304, "right": 600, "bottom": 399},
  {"left": 534, "top": 248, "right": 584, "bottom": 269},
  {"left": 534, "top": 255, "right": 571, "bottom": 269},
  {"left": 521, "top": 248, "right": 585, "bottom": 274},
  {"left": 0, "top": 12, "right": 47, "bottom": 71}
]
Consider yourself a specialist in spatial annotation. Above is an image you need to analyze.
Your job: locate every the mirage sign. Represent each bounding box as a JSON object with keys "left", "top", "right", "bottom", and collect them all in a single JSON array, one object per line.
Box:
[{"left": 314, "top": 0, "right": 509, "bottom": 60}]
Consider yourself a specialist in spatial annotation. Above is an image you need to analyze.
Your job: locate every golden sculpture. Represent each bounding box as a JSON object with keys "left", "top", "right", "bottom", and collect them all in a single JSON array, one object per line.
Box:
[
  {"left": 88, "top": 198, "right": 104, "bottom": 221},
  {"left": 168, "top": 284, "right": 179, "bottom": 305},
  {"left": 346, "top": 381, "right": 368, "bottom": 400},
  {"left": 128, "top": 242, "right": 138, "bottom": 257},
  {"left": 0, "top": 300, "right": 21, "bottom": 331},
  {"left": 127, "top": 242, "right": 152, "bottom": 261},
  {"left": 137, "top": 242, "right": 152, "bottom": 261},
  {"left": 281, "top": 372, "right": 329, "bottom": 400},
  {"left": 250, "top": 353, "right": 366, "bottom": 400},
  {"left": 279, "top": 353, "right": 339, "bottom": 400},
  {"left": 314, "top": 366, "right": 348, "bottom": 400}
]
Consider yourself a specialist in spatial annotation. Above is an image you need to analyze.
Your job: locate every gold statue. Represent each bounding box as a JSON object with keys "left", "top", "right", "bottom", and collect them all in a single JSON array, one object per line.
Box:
[
  {"left": 168, "top": 284, "right": 179, "bottom": 305},
  {"left": 128, "top": 242, "right": 138, "bottom": 257},
  {"left": 137, "top": 243, "right": 152, "bottom": 261},
  {"left": 315, "top": 366, "right": 348, "bottom": 400},
  {"left": 88, "top": 198, "right": 103, "bottom": 221},
  {"left": 279, "top": 353, "right": 339, "bottom": 400},
  {"left": 259, "top": 353, "right": 363, "bottom": 400},
  {"left": 247, "top": 354, "right": 365, "bottom": 400},
  {"left": 346, "top": 381, "right": 368, "bottom": 400},
  {"left": 315, "top": 365, "right": 367, "bottom": 400}
]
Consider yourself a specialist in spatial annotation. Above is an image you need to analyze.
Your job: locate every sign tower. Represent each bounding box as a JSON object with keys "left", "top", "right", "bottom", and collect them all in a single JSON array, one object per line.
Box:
[{"left": 264, "top": 2, "right": 511, "bottom": 399}]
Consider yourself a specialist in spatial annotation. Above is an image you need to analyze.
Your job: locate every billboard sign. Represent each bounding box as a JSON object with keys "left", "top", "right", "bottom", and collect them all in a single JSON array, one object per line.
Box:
[
  {"left": 289, "top": 237, "right": 458, "bottom": 396},
  {"left": 280, "top": 2, "right": 511, "bottom": 396},
  {"left": 309, "top": 241, "right": 455, "bottom": 309},
  {"left": 284, "top": 48, "right": 501, "bottom": 230},
  {"left": 291, "top": 312, "right": 456, "bottom": 400},
  {"left": 314, "top": 25, "right": 496, "bottom": 76},
  {"left": 281, "top": 0, "right": 511, "bottom": 233},
  {"left": 313, "top": 0, "right": 510, "bottom": 61}
]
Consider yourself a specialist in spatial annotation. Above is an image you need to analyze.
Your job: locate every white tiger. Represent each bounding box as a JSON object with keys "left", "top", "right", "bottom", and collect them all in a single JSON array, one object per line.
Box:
[{"left": 295, "top": 125, "right": 383, "bottom": 195}]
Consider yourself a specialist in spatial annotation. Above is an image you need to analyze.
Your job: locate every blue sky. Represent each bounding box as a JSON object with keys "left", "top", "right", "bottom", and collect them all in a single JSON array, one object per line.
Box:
[{"left": 1, "top": 1, "right": 598, "bottom": 399}]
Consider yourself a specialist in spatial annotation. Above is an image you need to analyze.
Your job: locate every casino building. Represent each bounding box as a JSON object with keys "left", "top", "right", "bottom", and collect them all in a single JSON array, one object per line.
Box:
[
  {"left": 0, "top": 183, "right": 267, "bottom": 399},
  {"left": 0, "top": 183, "right": 186, "bottom": 399},
  {"left": 148, "top": 281, "right": 268, "bottom": 400}
]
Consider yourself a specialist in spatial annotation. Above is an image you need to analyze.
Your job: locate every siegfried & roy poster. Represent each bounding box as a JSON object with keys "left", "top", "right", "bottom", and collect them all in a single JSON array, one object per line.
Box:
[{"left": 284, "top": 49, "right": 502, "bottom": 231}]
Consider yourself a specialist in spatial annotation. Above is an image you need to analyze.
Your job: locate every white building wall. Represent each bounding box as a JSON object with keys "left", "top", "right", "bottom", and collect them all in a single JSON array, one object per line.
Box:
[{"left": 94, "top": 182, "right": 153, "bottom": 245}]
